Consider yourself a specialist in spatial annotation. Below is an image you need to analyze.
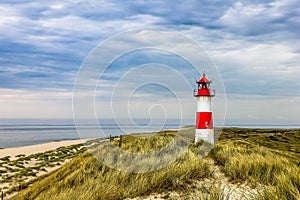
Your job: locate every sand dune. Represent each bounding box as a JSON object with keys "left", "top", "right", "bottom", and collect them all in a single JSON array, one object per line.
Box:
[{"left": 0, "top": 139, "right": 87, "bottom": 159}]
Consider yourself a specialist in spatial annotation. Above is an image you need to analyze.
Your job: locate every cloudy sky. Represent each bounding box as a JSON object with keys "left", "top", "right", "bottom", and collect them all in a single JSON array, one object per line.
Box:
[{"left": 0, "top": 0, "right": 299, "bottom": 125}]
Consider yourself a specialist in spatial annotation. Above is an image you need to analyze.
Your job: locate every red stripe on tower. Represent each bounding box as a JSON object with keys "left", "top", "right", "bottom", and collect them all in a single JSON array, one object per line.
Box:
[
  {"left": 193, "top": 73, "right": 215, "bottom": 144},
  {"left": 196, "top": 112, "right": 213, "bottom": 129}
]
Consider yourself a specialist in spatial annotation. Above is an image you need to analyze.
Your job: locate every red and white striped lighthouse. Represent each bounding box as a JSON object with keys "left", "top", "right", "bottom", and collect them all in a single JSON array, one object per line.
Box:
[{"left": 194, "top": 73, "right": 215, "bottom": 144}]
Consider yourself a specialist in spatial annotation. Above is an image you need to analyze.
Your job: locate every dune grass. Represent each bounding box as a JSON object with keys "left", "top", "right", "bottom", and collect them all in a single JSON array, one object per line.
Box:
[
  {"left": 0, "top": 143, "right": 86, "bottom": 197},
  {"left": 211, "top": 128, "right": 300, "bottom": 200},
  {"left": 10, "top": 130, "right": 212, "bottom": 200},
  {"left": 6, "top": 127, "right": 300, "bottom": 199},
  {"left": 217, "top": 127, "right": 300, "bottom": 162}
]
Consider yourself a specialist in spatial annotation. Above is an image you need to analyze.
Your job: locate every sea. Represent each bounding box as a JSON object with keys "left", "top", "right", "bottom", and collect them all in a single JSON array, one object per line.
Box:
[
  {"left": 0, "top": 119, "right": 184, "bottom": 148},
  {"left": 0, "top": 119, "right": 299, "bottom": 149}
]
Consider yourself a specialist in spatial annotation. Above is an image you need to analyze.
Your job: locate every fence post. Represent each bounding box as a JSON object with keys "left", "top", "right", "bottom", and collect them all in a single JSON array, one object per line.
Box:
[
  {"left": 2, "top": 190, "right": 3, "bottom": 200},
  {"left": 109, "top": 135, "right": 112, "bottom": 144},
  {"left": 119, "top": 135, "right": 122, "bottom": 148}
]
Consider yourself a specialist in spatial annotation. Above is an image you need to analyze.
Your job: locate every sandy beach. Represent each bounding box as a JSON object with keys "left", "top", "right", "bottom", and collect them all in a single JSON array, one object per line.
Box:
[
  {"left": 0, "top": 139, "right": 91, "bottom": 198},
  {"left": 0, "top": 139, "right": 87, "bottom": 159}
]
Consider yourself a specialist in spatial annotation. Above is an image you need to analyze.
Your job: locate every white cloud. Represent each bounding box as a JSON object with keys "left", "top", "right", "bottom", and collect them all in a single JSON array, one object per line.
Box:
[
  {"left": 0, "top": 88, "right": 73, "bottom": 118},
  {"left": 226, "top": 94, "right": 300, "bottom": 124}
]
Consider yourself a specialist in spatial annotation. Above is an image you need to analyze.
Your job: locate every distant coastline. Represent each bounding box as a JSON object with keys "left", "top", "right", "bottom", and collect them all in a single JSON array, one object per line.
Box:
[
  {"left": 1, "top": 123, "right": 299, "bottom": 149},
  {"left": 222, "top": 124, "right": 300, "bottom": 128}
]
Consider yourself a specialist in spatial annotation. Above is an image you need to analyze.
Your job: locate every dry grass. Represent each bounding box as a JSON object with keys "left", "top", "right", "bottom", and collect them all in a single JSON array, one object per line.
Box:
[
  {"left": 10, "top": 130, "right": 212, "bottom": 200},
  {"left": 0, "top": 144, "right": 85, "bottom": 197},
  {"left": 211, "top": 139, "right": 300, "bottom": 200},
  {"left": 7, "top": 127, "right": 300, "bottom": 200}
]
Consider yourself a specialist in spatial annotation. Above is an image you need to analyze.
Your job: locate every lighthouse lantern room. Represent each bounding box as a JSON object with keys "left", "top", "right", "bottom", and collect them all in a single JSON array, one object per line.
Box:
[{"left": 194, "top": 73, "right": 215, "bottom": 144}]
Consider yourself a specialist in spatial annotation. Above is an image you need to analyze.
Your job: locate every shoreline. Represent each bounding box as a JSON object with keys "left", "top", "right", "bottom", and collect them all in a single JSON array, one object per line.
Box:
[
  {"left": 0, "top": 139, "right": 89, "bottom": 159},
  {"left": 2, "top": 126, "right": 300, "bottom": 159},
  {"left": 1, "top": 125, "right": 299, "bottom": 150}
]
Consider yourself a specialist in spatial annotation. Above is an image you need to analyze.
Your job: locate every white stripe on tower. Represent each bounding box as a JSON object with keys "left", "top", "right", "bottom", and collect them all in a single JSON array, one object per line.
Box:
[{"left": 197, "top": 96, "right": 212, "bottom": 112}]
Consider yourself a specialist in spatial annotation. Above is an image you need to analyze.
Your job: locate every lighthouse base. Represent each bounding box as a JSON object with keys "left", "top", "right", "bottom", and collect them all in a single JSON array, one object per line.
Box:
[{"left": 195, "top": 129, "right": 215, "bottom": 144}]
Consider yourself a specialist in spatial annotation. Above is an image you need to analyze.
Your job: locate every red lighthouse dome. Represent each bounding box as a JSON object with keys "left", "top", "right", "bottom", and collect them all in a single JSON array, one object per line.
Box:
[
  {"left": 194, "top": 73, "right": 215, "bottom": 97},
  {"left": 197, "top": 73, "right": 211, "bottom": 84}
]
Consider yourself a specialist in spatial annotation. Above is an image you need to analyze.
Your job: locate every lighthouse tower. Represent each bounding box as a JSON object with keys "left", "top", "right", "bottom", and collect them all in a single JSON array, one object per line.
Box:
[{"left": 194, "top": 73, "right": 215, "bottom": 144}]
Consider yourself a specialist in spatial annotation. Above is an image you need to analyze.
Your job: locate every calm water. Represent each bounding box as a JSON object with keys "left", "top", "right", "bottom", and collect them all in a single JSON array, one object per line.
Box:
[
  {"left": 0, "top": 124, "right": 182, "bottom": 148},
  {"left": 0, "top": 119, "right": 299, "bottom": 148}
]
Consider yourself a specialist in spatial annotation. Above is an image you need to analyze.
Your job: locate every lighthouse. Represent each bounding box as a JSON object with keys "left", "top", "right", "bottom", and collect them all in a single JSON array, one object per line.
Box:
[{"left": 194, "top": 73, "right": 215, "bottom": 144}]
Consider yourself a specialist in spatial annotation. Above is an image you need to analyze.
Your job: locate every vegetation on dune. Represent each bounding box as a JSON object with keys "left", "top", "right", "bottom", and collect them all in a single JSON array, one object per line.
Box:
[
  {"left": 4, "top": 127, "right": 300, "bottom": 199},
  {"left": 10, "top": 130, "right": 212, "bottom": 200},
  {"left": 0, "top": 143, "right": 86, "bottom": 197},
  {"left": 211, "top": 128, "right": 300, "bottom": 200},
  {"left": 217, "top": 128, "right": 300, "bottom": 162}
]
